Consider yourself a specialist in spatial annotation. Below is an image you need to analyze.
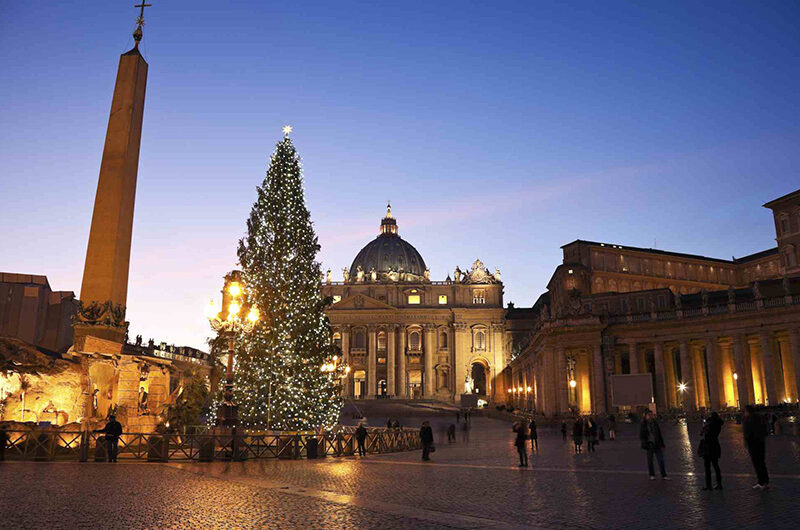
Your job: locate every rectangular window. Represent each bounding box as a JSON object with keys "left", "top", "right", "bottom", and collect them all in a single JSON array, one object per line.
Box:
[
  {"left": 472, "top": 289, "right": 485, "bottom": 304},
  {"left": 438, "top": 295, "right": 448, "bottom": 305},
  {"left": 408, "top": 294, "right": 421, "bottom": 305}
]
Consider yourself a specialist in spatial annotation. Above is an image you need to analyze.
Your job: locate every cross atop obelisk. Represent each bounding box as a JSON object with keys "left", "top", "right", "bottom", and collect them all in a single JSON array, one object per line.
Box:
[
  {"left": 132, "top": 3, "right": 152, "bottom": 48},
  {"left": 74, "top": 8, "right": 151, "bottom": 351}
]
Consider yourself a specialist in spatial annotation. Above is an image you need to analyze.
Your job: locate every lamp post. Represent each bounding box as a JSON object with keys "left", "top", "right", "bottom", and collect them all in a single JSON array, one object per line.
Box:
[{"left": 205, "top": 277, "right": 259, "bottom": 427}]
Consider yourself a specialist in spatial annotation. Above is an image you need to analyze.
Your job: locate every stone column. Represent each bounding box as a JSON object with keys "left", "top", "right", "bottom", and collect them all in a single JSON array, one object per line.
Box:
[
  {"left": 705, "top": 338, "right": 722, "bottom": 410},
  {"left": 454, "top": 322, "right": 468, "bottom": 399},
  {"left": 556, "top": 347, "right": 569, "bottom": 413},
  {"left": 340, "top": 326, "right": 351, "bottom": 397},
  {"left": 387, "top": 325, "right": 396, "bottom": 397},
  {"left": 790, "top": 329, "right": 800, "bottom": 404},
  {"left": 490, "top": 323, "right": 505, "bottom": 400},
  {"left": 423, "top": 324, "right": 435, "bottom": 397},
  {"left": 368, "top": 325, "right": 377, "bottom": 398},
  {"left": 653, "top": 342, "right": 668, "bottom": 411},
  {"left": 663, "top": 345, "right": 678, "bottom": 408},
  {"left": 398, "top": 326, "right": 407, "bottom": 397},
  {"left": 759, "top": 331, "right": 779, "bottom": 406},
  {"left": 732, "top": 335, "right": 750, "bottom": 408},
  {"left": 629, "top": 342, "right": 639, "bottom": 374},
  {"left": 592, "top": 343, "right": 606, "bottom": 413},
  {"left": 679, "top": 340, "right": 696, "bottom": 411}
]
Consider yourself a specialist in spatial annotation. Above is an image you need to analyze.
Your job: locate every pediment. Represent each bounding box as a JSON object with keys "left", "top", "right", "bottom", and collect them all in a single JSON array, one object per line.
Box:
[{"left": 330, "top": 294, "right": 397, "bottom": 311}]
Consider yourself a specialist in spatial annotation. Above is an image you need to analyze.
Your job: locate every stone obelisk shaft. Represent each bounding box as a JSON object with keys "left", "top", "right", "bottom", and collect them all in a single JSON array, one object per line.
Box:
[{"left": 76, "top": 47, "right": 148, "bottom": 345}]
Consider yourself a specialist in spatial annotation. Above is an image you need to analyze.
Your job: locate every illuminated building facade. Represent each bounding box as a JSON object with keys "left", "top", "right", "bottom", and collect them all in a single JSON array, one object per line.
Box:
[{"left": 505, "top": 189, "right": 800, "bottom": 416}]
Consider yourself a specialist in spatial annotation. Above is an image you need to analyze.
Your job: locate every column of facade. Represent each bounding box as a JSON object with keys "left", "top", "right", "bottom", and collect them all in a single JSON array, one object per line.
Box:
[
  {"left": 340, "top": 326, "right": 351, "bottom": 397},
  {"left": 732, "top": 334, "right": 750, "bottom": 408},
  {"left": 777, "top": 335, "right": 796, "bottom": 402},
  {"left": 759, "top": 331, "right": 779, "bottom": 405},
  {"left": 387, "top": 325, "right": 396, "bottom": 397},
  {"left": 592, "top": 343, "right": 606, "bottom": 413},
  {"left": 423, "top": 324, "right": 435, "bottom": 397},
  {"left": 663, "top": 345, "right": 678, "bottom": 408},
  {"left": 453, "top": 322, "right": 469, "bottom": 399},
  {"left": 790, "top": 329, "right": 800, "bottom": 404},
  {"left": 491, "top": 323, "right": 505, "bottom": 400},
  {"left": 679, "top": 340, "right": 696, "bottom": 411},
  {"left": 556, "top": 347, "right": 569, "bottom": 413},
  {"left": 705, "top": 337, "right": 722, "bottom": 410},
  {"left": 367, "top": 325, "right": 377, "bottom": 398},
  {"left": 691, "top": 342, "right": 708, "bottom": 408},
  {"left": 398, "top": 326, "right": 407, "bottom": 397},
  {"left": 628, "top": 342, "right": 639, "bottom": 373},
  {"left": 653, "top": 342, "right": 668, "bottom": 411}
]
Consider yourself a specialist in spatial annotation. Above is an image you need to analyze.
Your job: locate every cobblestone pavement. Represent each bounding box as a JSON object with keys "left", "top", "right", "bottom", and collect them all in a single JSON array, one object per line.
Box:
[{"left": 2, "top": 416, "right": 800, "bottom": 529}]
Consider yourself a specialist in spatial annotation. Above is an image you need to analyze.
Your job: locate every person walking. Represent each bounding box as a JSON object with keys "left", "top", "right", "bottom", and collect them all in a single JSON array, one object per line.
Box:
[
  {"left": 587, "top": 417, "right": 598, "bottom": 452},
  {"left": 95, "top": 414, "right": 123, "bottom": 462},
  {"left": 640, "top": 410, "right": 669, "bottom": 480},
  {"left": 561, "top": 421, "right": 568, "bottom": 441},
  {"left": 572, "top": 418, "right": 584, "bottom": 454},
  {"left": 700, "top": 411, "right": 724, "bottom": 490},
  {"left": 514, "top": 422, "right": 529, "bottom": 467},
  {"left": 608, "top": 414, "right": 616, "bottom": 441},
  {"left": 355, "top": 422, "right": 368, "bottom": 457},
  {"left": 420, "top": 421, "right": 434, "bottom": 461},
  {"left": 529, "top": 418, "right": 538, "bottom": 453},
  {"left": 447, "top": 423, "right": 456, "bottom": 443},
  {"left": 743, "top": 405, "right": 769, "bottom": 489}
]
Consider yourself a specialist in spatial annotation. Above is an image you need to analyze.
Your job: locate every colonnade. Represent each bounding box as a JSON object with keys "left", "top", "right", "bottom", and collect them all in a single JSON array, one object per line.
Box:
[{"left": 508, "top": 327, "right": 800, "bottom": 415}]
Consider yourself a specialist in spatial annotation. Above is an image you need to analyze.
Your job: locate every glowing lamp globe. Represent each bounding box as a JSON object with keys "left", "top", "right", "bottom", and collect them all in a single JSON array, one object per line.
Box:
[
  {"left": 228, "top": 282, "right": 242, "bottom": 297},
  {"left": 569, "top": 379, "right": 577, "bottom": 388}
]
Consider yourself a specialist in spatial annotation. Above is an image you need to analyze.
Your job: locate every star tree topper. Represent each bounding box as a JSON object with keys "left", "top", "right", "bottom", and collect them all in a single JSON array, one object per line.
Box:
[{"left": 282, "top": 125, "right": 293, "bottom": 136}]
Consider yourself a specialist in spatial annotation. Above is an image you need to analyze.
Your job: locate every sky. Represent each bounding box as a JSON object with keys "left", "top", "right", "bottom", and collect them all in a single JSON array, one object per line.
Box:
[{"left": 1, "top": 1, "right": 799, "bottom": 350}]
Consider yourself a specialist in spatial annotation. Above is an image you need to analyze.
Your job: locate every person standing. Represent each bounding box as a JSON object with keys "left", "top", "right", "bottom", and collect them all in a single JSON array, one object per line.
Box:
[
  {"left": 456, "top": 410, "right": 461, "bottom": 424},
  {"left": 640, "top": 410, "right": 669, "bottom": 480},
  {"left": 447, "top": 424, "right": 456, "bottom": 442},
  {"left": 743, "top": 405, "right": 769, "bottom": 489},
  {"left": 587, "top": 417, "right": 598, "bottom": 452},
  {"left": 561, "top": 421, "right": 568, "bottom": 442},
  {"left": 514, "top": 422, "right": 529, "bottom": 467},
  {"left": 572, "top": 418, "right": 584, "bottom": 454},
  {"left": 700, "top": 411, "right": 724, "bottom": 490},
  {"left": 529, "top": 418, "right": 538, "bottom": 453},
  {"left": 420, "top": 421, "right": 434, "bottom": 461},
  {"left": 95, "top": 414, "right": 123, "bottom": 462},
  {"left": 0, "top": 426, "right": 8, "bottom": 461},
  {"left": 608, "top": 414, "right": 616, "bottom": 441},
  {"left": 355, "top": 422, "right": 368, "bottom": 457}
]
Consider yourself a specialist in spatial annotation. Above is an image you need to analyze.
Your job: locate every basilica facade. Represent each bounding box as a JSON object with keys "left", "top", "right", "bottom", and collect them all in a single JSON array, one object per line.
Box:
[
  {"left": 321, "top": 206, "right": 508, "bottom": 404},
  {"left": 503, "top": 189, "right": 800, "bottom": 416}
]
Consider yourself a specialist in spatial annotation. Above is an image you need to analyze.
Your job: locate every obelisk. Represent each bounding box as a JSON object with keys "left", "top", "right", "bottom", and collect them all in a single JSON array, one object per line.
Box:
[{"left": 73, "top": 6, "right": 151, "bottom": 351}]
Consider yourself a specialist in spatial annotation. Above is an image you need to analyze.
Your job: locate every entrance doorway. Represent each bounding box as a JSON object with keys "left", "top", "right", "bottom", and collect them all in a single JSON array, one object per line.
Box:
[
  {"left": 471, "top": 362, "right": 487, "bottom": 395},
  {"left": 408, "top": 370, "right": 422, "bottom": 399},
  {"left": 353, "top": 370, "right": 366, "bottom": 398}
]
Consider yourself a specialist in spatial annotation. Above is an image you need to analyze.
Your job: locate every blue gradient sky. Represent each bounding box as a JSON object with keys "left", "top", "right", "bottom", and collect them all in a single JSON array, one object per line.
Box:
[{"left": 1, "top": 1, "right": 798, "bottom": 349}]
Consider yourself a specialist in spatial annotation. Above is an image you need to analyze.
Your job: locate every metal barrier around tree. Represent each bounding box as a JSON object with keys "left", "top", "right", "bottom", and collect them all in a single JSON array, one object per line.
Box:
[{"left": 0, "top": 426, "right": 421, "bottom": 462}]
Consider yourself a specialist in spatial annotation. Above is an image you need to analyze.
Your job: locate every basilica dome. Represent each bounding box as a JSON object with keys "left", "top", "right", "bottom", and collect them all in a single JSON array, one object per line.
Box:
[{"left": 348, "top": 205, "right": 427, "bottom": 282}]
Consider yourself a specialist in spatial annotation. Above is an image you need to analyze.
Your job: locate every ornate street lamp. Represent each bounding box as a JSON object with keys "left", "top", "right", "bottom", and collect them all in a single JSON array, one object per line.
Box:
[{"left": 205, "top": 277, "right": 259, "bottom": 427}]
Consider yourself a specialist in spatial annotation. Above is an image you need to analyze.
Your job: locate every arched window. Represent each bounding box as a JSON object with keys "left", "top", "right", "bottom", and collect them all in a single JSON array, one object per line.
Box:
[
  {"left": 409, "top": 330, "right": 421, "bottom": 350},
  {"left": 475, "top": 330, "right": 486, "bottom": 350},
  {"left": 354, "top": 330, "right": 366, "bottom": 349},
  {"left": 377, "top": 331, "right": 387, "bottom": 352},
  {"left": 333, "top": 332, "right": 342, "bottom": 350},
  {"left": 439, "top": 330, "right": 448, "bottom": 349}
]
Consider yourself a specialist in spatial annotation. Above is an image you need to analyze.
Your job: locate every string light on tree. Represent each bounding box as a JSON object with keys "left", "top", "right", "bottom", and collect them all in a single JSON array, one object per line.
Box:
[{"left": 231, "top": 126, "right": 342, "bottom": 431}]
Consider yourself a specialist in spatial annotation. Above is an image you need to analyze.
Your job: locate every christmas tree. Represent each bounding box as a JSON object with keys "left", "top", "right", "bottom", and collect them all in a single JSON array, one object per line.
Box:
[{"left": 234, "top": 128, "right": 342, "bottom": 430}]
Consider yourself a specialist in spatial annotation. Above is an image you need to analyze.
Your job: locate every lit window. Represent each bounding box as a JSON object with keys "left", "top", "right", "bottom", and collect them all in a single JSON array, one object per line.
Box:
[
  {"left": 409, "top": 331, "right": 421, "bottom": 350},
  {"left": 472, "top": 289, "right": 485, "bottom": 304},
  {"left": 408, "top": 294, "right": 421, "bottom": 305},
  {"left": 332, "top": 295, "right": 341, "bottom": 304},
  {"left": 568, "top": 269, "right": 573, "bottom": 274},
  {"left": 475, "top": 331, "right": 486, "bottom": 350},
  {"left": 438, "top": 295, "right": 448, "bottom": 305}
]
